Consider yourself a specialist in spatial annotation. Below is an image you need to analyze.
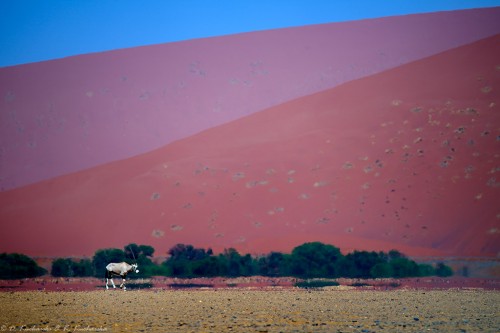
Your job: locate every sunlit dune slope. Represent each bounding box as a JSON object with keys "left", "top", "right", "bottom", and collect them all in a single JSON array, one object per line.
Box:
[
  {"left": 1, "top": 34, "right": 499, "bottom": 258},
  {"left": 1, "top": 8, "right": 499, "bottom": 190}
]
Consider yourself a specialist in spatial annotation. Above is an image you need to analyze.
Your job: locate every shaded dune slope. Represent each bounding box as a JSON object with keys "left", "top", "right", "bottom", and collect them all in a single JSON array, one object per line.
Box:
[
  {"left": 1, "top": 34, "right": 499, "bottom": 258},
  {"left": 1, "top": 8, "right": 500, "bottom": 190}
]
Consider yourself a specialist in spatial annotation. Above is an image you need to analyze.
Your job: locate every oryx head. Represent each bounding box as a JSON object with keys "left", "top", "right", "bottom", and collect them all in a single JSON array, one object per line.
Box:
[{"left": 131, "top": 263, "right": 139, "bottom": 273}]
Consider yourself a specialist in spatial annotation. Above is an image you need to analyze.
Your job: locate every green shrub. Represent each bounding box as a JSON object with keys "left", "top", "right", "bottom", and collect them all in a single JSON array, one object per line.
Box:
[
  {"left": 258, "top": 252, "right": 289, "bottom": 276},
  {"left": 370, "top": 262, "right": 394, "bottom": 278},
  {"left": 341, "top": 251, "right": 386, "bottom": 278},
  {"left": 295, "top": 280, "right": 340, "bottom": 289},
  {"left": 51, "top": 258, "right": 93, "bottom": 277},
  {"left": 51, "top": 258, "right": 73, "bottom": 277},
  {"left": 289, "top": 242, "right": 342, "bottom": 278},
  {"left": 435, "top": 263, "right": 453, "bottom": 277},
  {"left": 0, "top": 253, "right": 47, "bottom": 279},
  {"left": 417, "top": 263, "right": 435, "bottom": 277},
  {"left": 389, "top": 258, "right": 420, "bottom": 278}
]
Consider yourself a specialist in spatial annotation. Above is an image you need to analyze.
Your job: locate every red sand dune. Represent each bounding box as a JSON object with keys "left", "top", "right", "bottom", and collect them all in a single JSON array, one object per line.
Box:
[
  {"left": 1, "top": 34, "right": 499, "bottom": 258},
  {"left": 1, "top": 8, "right": 500, "bottom": 190}
]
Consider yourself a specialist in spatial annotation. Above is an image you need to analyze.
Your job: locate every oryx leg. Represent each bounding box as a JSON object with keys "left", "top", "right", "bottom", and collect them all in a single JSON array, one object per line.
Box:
[
  {"left": 105, "top": 270, "right": 117, "bottom": 290},
  {"left": 106, "top": 275, "right": 116, "bottom": 289},
  {"left": 120, "top": 277, "right": 126, "bottom": 290}
]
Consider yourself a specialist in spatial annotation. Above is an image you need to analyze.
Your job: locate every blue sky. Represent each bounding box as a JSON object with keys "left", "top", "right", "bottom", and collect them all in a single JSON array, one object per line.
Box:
[{"left": 1, "top": 0, "right": 500, "bottom": 67}]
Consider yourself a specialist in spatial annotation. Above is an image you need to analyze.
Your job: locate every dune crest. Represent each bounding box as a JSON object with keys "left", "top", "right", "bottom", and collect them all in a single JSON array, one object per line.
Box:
[{"left": 1, "top": 8, "right": 500, "bottom": 190}]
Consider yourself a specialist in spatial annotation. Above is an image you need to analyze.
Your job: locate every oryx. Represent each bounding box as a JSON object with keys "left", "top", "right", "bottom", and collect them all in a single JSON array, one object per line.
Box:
[{"left": 105, "top": 262, "right": 139, "bottom": 290}]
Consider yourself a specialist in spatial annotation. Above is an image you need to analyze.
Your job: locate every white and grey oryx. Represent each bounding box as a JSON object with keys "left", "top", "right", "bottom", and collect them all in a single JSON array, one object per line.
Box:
[{"left": 105, "top": 262, "right": 139, "bottom": 290}]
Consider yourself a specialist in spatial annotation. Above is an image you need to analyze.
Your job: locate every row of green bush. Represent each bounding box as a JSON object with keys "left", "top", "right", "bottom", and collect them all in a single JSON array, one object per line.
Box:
[
  {"left": 52, "top": 242, "right": 452, "bottom": 279},
  {"left": 0, "top": 242, "right": 453, "bottom": 280},
  {"left": 167, "top": 242, "right": 453, "bottom": 278}
]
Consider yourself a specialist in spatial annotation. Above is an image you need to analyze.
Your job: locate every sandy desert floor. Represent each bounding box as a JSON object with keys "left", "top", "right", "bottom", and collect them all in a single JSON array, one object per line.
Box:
[{"left": 0, "top": 288, "right": 498, "bottom": 332}]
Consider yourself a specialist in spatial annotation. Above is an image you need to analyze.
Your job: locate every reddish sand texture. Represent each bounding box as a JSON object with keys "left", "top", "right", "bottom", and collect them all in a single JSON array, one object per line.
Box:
[
  {"left": 1, "top": 34, "right": 499, "bottom": 258},
  {"left": 1, "top": 8, "right": 500, "bottom": 190},
  {"left": 0, "top": 276, "right": 499, "bottom": 292}
]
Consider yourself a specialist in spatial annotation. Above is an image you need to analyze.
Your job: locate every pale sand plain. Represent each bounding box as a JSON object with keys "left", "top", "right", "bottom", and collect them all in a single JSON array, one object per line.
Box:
[{"left": 1, "top": 289, "right": 498, "bottom": 332}]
